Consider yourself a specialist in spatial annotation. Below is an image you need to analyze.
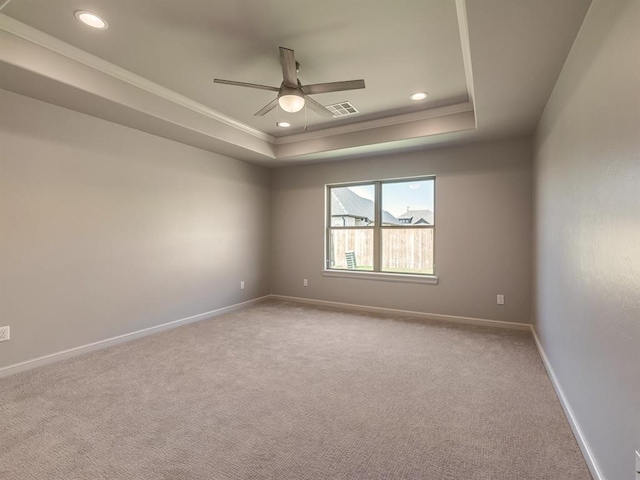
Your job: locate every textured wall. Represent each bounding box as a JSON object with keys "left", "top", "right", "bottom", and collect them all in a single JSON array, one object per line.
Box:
[
  {"left": 271, "top": 137, "right": 533, "bottom": 324},
  {"left": 533, "top": 0, "right": 640, "bottom": 478},
  {"left": 0, "top": 90, "right": 271, "bottom": 368}
]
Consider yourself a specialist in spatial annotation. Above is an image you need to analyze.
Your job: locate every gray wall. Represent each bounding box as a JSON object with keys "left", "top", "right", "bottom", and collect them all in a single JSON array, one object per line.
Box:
[
  {"left": 533, "top": 0, "right": 640, "bottom": 479},
  {"left": 0, "top": 90, "right": 271, "bottom": 369},
  {"left": 271, "top": 137, "right": 533, "bottom": 324}
]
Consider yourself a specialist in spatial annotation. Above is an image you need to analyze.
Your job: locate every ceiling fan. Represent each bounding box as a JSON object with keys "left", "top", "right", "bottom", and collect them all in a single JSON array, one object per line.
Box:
[{"left": 214, "top": 47, "right": 365, "bottom": 118}]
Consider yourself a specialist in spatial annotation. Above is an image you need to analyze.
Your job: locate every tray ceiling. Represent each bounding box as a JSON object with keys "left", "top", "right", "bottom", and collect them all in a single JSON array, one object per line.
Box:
[{"left": 0, "top": 0, "right": 592, "bottom": 166}]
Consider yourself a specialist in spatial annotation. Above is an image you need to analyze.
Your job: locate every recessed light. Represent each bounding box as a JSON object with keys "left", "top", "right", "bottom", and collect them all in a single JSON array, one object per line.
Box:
[
  {"left": 410, "top": 92, "right": 428, "bottom": 101},
  {"left": 276, "top": 122, "right": 291, "bottom": 128},
  {"left": 74, "top": 11, "right": 108, "bottom": 29}
]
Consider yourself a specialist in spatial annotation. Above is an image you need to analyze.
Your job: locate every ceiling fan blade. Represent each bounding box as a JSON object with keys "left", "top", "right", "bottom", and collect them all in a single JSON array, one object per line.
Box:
[
  {"left": 302, "top": 79, "right": 366, "bottom": 95},
  {"left": 279, "top": 47, "right": 298, "bottom": 88},
  {"left": 254, "top": 98, "right": 279, "bottom": 116},
  {"left": 304, "top": 96, "right": 334, "bottom": 118},
  {"left": 214, "top": 79, "right": 279, "bottom": 92}
]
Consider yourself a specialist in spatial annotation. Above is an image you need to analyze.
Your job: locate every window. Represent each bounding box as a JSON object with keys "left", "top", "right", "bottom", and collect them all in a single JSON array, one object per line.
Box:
[{"left": 326, "top": 177, "right": 435, "bottom": 280}]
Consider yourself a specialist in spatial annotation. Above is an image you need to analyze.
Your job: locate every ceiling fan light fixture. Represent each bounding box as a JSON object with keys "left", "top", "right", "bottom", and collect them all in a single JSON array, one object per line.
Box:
[
  {"left": 74, "top": 11, "right": 109, "bottom": 29},
  {"left": 278, "top": 94, "right": 305, "bottom": 113},
  {"left": 410, "top": 92, "right": 428, "bottom": 101}
]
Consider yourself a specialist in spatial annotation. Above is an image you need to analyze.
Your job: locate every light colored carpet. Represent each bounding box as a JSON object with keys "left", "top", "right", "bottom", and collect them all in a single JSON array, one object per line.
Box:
[{"left": 0, "top": 300, "right": 591, "bottom": 479}]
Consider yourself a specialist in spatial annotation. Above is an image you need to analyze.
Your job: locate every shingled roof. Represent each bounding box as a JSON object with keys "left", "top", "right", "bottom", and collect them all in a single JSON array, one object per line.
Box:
[
  {"left": 397, "top": 209, "right": 434, "bottom": 225},
  {"left": 331, "top": 188, "right": 399, "bottom": 225}
]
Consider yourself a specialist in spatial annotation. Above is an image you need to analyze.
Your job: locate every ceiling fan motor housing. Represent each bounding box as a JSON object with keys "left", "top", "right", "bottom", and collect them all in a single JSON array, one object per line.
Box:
[{"left": 279, "top": 84, "right": 303, "bottom": 97}]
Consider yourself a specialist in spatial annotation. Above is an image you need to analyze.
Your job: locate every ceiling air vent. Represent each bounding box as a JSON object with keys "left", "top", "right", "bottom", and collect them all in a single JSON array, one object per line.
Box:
[{"left": 326, "top": 101, "right": 359, "bottom": 117}]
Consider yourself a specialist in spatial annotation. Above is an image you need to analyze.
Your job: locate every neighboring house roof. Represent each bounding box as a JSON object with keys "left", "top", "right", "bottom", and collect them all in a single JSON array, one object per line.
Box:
[
  {"left": 398, "top": 209, "right": 434, "bottom": 225},
  {"left": 331, "top": 188, "right": 399, "bottom": 224}
]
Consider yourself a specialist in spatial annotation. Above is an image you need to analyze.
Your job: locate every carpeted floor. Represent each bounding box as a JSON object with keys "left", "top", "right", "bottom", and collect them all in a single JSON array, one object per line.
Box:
[{"left": 0, "top": 300, "right": 591, "bottom": 479}]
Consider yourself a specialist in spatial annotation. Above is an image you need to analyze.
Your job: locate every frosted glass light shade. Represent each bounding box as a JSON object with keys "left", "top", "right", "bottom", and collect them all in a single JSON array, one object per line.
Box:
[{"left": 278, "top": 94, "right": 305, "bottom": 113}]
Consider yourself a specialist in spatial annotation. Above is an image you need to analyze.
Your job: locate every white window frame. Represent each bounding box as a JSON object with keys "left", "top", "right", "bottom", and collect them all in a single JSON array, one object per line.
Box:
[{"left": 323, "top": 176, "right": 438, "bottom": 285}]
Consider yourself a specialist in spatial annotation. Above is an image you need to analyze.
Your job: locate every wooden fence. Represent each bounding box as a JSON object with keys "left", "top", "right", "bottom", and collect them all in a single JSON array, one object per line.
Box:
[{"left": 330, "top": 228, "right": 434, "bottom": 273}]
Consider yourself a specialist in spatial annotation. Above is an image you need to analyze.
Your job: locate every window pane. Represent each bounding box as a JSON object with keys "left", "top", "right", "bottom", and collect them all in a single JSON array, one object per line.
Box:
[
  {"left": 330, "top": 185, "right": 375, "bottom": 226},
  {"left": 381, "top": 228, "right": 434, "bottom": 274},
  {"left": 329, "top": 229, "right": 373, "bottom": 270},
  {"left": 382, "top": 179, "right": 434, "bottom": 225}
]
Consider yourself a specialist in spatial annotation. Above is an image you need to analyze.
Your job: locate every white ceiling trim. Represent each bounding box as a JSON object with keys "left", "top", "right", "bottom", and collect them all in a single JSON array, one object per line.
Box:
[
  {"left": 274, "top": 102, "right": 474, "bottom": 145},
  {"left": 455, "top": 0, "right": 477, "bottom": 125},
  {"left": 0, "top": 13, "right": 274, "bottom": 143},
  {"left": 276, "top": 110, "right": 476, "bottom": 160}
]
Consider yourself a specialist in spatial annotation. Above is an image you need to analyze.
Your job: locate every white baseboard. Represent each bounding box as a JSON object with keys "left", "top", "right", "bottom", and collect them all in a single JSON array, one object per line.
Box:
[
  {"left": 0, "top": 295, "right": 270, "bottom": 378},
  {"left": 531, "top": 328, "right": 604, "bottom": 480},
  {"left": 268, "top": 294, "right": 531, "bottom": 330}
]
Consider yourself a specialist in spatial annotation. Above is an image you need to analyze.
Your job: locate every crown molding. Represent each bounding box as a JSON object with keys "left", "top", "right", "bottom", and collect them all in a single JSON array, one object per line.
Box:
[
  {"left": 456, "top": 0, "right": 477, "bottom": 121},
  {"left": 274, "top": 102, "right": 474, "bottom": 145},
  {"left": 0, "top": 13, "right": 274, "bottom": 143}
]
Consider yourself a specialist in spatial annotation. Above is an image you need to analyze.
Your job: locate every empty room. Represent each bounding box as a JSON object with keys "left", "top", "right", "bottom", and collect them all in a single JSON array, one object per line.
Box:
[{"left": 0, "top": 0, "right": 638, "bottom": 479}]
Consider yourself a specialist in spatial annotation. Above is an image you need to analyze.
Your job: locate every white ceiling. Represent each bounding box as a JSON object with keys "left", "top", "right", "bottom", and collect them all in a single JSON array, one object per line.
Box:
[{"left": 0, "top": 0, "right": 592, "bottom": 166}]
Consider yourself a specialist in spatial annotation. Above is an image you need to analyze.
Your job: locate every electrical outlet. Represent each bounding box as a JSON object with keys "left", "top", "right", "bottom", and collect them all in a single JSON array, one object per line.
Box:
[
  {"left": 303, "top": 279, "right": 308, "bottom": 287},
  {"left": 240, "top": 281, "right": 245, "bottom": 290},
  {"left": 497, "top": 294, "right": 505, "bottom": 305},
  {"left": 0, "top": 326, "right": 9, "bottom": 342},
  {"left": 635, "top": 450, "right": 640, "bottom": 480}
]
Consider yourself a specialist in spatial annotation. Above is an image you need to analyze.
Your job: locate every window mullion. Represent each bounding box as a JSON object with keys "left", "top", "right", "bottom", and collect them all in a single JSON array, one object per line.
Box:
[{"left": 373, "top": 182, "right": 381, "bottom": 272}]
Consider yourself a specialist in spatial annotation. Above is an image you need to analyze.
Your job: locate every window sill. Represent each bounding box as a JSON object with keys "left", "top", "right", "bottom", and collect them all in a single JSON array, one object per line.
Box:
[{"left": 322, "top": 269, "right": 439, "bottom": 285}]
